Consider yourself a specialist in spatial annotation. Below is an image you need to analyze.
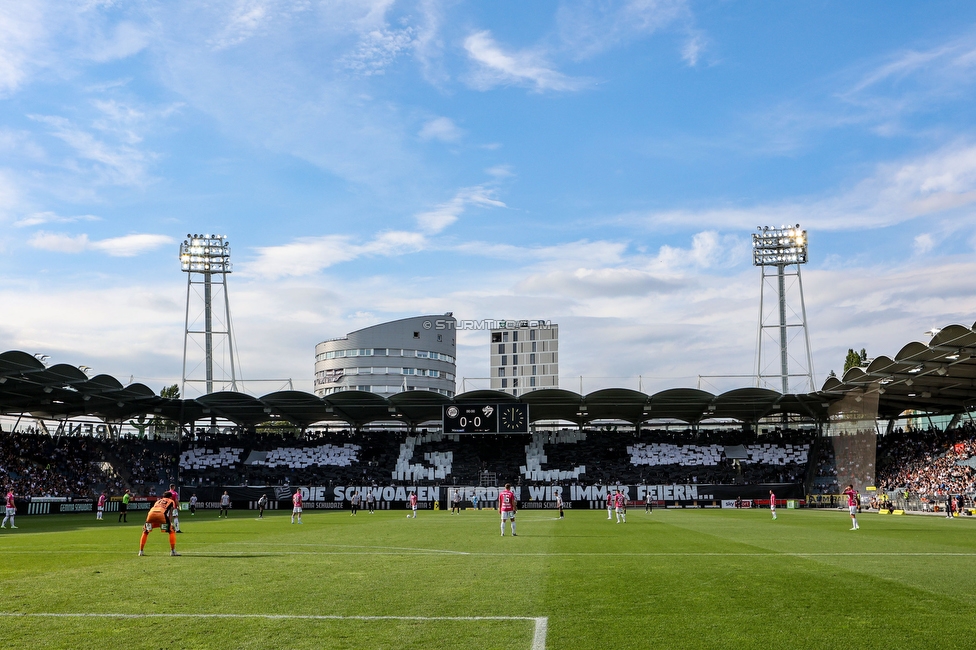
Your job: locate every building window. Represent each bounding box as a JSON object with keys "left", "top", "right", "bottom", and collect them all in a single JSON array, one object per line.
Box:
[
  {"left": 512, "top": 354, "right": 518, "bottom": 365},
  {"left": 513, "top": 367, "right": 518, "bottom": 376},
  {"left": 413, "top": 331, "right": 420, "bottom": 339},
  {"left": 513, "top": 378, "right": 519, "bottom": 387},
  {"left": 498, "top": 368, "right": 505, "bottom": 377},
  {"left": 530, "top": 329, "right": 536, "bottom": 341},
  {"left": 501, "top": 378, "right": 507, "bottom": 388},
  {"left": 532, "top": 365, "right": 537, "bottom": 375},
  {"left": 437, "top": 334, "right": 443, "bottom": 342},
  {"left": 492, "top": 332, "right": 502, "bottom": 343},
  {"left": 501, "top": 356, "right": 507, "bottom": 366},
  {"left": 513, "top": 331, "right": 518, "bottom": 342},
  {"left": 502, "top": 332, "right": 508, "bottom": 342},
  {"left": 530, "top": 376, "right": 536, "bottom": 387},
  {"left": 402, "top": 368, "right": 415, "bottom": 375},
  {"left": 531, "top": 341, "right": 536, "bottom": 352},
  {"left": 373, "top": 348, "right": 386, "bottom": 356},
  {"left": 498, "top": 344, "right": 505, "bottom": 354}
]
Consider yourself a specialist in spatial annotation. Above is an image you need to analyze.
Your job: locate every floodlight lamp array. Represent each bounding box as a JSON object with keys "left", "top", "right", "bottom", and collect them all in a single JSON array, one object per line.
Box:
[
  {"left": 752, "top": 224, "right": 808, "bottom": 266},
  {"left": 180, "top": 233, "right": 232, "bottom": 273}
]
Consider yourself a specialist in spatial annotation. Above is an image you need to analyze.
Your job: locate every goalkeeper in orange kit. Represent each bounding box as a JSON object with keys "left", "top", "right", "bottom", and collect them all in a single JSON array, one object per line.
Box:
[{"left": 138, "top": 491, "right": 181, "bottom": 556}]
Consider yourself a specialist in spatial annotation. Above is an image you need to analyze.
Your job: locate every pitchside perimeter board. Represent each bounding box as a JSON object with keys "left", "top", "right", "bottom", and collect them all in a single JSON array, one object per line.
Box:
[{"left": 443, "top": 403, "right": 529, "bottom": 433}]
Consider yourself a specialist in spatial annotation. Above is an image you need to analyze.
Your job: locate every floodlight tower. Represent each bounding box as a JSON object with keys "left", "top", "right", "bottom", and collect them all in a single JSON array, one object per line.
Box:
[
  {"left": 753, "top": 225, "right": 815, "bottom": 394},
  {"left": 180, "top": 234, "right": 238, "bottom": 396}
]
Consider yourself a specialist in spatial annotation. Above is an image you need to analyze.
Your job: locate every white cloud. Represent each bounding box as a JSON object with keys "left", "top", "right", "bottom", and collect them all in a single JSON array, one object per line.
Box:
[
  {"left": 30, "top": 111, "right": 156, "bottom": 187},
  {"left": 463, "top": 30, "right": 588, "bottom": 92},
  {"left": 638, "top": 142, "right": 976, "bottom": 231},
  {"left": 208, "top": 0, "right": 281, "bottom": 51},
  {"left": 87, "top": 21, "right": 149, "bottom": 63},
  {"left": 14, "top": 212, "right": 100, "bottom": 227},
  {"left": 244, "top": 230, "right": 427, "bottom": 279},
  {"left": 913, "top": 233, "right": 935, "bottom": 255},
  {"left": 0, "top": 4, "right": 48, "bottom": 96},
  {"left": 27, "top": 231, "right": 173, "bottom": 256},
  {"left": 415, "top": 185, "right": 506, "bottom": 234},
  {"left": 681, "top": 32, "right": 705, "bottom": 67},
  {"left": 418, "top": 116, "right": 462, "bottom": 142},
  {"left": 556, "top": 0, "right": 690, "bottom": 59},
  {"left": 28, "top": 231, "right": 90, "bottom": 254},
  {"left": 90, "top": 234, "right": 174, "bottom": 257},
  {"left": 342, "top": 27, "right": 416, "bottom": 76}
]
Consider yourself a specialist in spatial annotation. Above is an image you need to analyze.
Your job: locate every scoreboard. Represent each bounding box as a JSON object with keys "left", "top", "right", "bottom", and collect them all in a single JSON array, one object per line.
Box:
[{"left": 443, "top": 403, "right": 529, "bottom": 434}]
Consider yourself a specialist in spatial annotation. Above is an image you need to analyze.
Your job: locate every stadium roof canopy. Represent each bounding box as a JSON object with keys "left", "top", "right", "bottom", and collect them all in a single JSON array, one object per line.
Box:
[
  {"left": 0, "top": 349, "right": 828, "bottom": 428},
  {"left": 2, "top": 324, "right": 974, "bottom": 430},
  {"left": 819, "top": 322, "right": 976, "bottom": 419}
]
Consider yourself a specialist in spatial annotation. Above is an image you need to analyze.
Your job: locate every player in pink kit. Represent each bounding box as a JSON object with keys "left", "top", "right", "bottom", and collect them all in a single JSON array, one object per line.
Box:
[
  {"left": 606, "top": 490, "right": 614, "bottom": 520},
  {"left": 613, "top": 489, "right": 627, "bottom": 523},
  {"left": 168, "top": 484, "right": 182, "bottom": 533},
  {"left": 499, "top": 483, "right": 517, "bottom": 536},
  {"left": 1, "top": 489, "right": 17, "bottom": 529},
  {"left": 409, "top": 492, "right": 418, "bottom": 518},
  {"left": 843, "top": 484, "right": 859, "bottom": 530},
  {"left": 769, "top": 490, "right": 777, "bottom": 520},
  {"left": 291, "top": 489, "right": 303, "bottom": 524},
  {"left": 96, "top": 492, "right": 107, "bottom": 520}
]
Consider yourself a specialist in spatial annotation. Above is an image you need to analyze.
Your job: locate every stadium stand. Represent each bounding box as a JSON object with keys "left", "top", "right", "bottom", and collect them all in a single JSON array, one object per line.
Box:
[
  {"left": 3, "top": 419, "right": 975, "bottom": 503},
  {"left": 876, "top": 422, "right": 976, "bottom": 496}
]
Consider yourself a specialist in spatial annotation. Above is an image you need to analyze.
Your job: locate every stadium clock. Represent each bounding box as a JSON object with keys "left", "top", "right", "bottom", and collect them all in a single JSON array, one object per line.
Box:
[{"left": 498, "top": 403, "right": 529, "bottom": 433}]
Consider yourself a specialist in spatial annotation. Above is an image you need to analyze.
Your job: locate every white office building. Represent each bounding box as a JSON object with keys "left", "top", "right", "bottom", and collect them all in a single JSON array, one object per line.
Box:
[
  {"left": 314, "top": 314, "right": 457, "bottom": 397},
  {"left": 489, "top": 321, "right": 558, "bottom": 397}
]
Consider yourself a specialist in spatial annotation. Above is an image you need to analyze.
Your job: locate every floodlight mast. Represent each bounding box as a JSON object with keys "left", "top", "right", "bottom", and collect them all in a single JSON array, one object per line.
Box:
[
  {"left": 180, "top": 234, "right": 238, "bottom": 396},
  {"left": 752, "top": 225, "right": 815, "bottom": 395}
]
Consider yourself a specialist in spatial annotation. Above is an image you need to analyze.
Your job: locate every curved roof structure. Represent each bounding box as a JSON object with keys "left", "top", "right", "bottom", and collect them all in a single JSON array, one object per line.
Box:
[
  {"left": 819, "top": 322, "right": 976, "bottom": 418},
  {"left": 3, "top": 324, "right": 973, "bottom": 429}
]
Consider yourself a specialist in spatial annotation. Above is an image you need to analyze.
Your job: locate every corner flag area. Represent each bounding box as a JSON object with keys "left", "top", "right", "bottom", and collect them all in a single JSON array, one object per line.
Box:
[{"left": 1, "top": 508, "right": 973, "bottom": 649}]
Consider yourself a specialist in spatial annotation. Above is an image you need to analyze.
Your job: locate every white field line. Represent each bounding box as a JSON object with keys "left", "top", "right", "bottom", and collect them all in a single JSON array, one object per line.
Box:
[
  {"left": 3, "top": 550, "right": 976, "bottom": 557},
  {"left": 0, "top": 613, "right": 548, "bottom": 650}
]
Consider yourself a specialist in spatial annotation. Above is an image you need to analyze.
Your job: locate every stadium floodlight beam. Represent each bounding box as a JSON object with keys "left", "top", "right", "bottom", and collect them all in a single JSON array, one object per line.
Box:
[
  {"left": 753, "top": 224, "right": 815, "bottom": 395},
  {"left": 180, "top": 234, "right": 238, "bottom": 396}
]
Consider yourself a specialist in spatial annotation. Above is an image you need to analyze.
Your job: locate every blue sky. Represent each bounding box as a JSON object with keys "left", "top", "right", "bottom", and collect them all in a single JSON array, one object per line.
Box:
[{"left": 2, "top": 1, "right": 976, "bottom": 397}]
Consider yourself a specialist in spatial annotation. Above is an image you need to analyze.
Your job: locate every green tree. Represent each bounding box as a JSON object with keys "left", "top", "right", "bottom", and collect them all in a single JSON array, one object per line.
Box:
[
  {"left": 843, "top": 348, "right": 868, "bottom": 374},
  {"left": 160, "top": 384, "right": 180, "bottom": 399}
]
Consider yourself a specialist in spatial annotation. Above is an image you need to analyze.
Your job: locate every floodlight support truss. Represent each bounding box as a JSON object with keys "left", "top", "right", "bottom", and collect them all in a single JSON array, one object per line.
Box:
[
  {"left": 753, "top": 225, "right": 815, "bottom": 394},
  {"left": 180, "top": 234, "right": 239, "bottom": 396}
]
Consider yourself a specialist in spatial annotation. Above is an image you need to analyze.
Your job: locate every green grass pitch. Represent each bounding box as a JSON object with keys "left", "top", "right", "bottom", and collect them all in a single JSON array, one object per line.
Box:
[{"left": 0, "top": 507, "right": 974, "bottom": 649}]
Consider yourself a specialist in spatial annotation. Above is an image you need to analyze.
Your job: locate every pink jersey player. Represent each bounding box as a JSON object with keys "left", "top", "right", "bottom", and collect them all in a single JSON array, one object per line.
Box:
[
  {"left": 606, "top": 491, "right": 614, "bottom": 520},
  {"left": 291, "top": 490, "right": 303, "bottom": 524},
  {"left": 408, "top": 493, "right": 418, "bottom": 518},
  {"left": 97, "top": 493, "right": 107, "bottom": 520},
  {"left": 498, "top": 484, "right": 517, "bottom": 536},
  {"left": 769, "top": 491, "right": 777, "bottom": 520},
  {"left": 613, "top": 491, "right": 627, "bottom": 523},
  {"left": 2, "top": 490, "right": 16, "bottom": 529},
  {"left": 843, "top": 486, "right": 859, "bottom": 530}
]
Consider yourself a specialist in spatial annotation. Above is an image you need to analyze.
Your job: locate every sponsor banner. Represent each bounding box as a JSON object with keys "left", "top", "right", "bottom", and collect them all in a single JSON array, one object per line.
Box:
[{"left": 188, "top": 483, "right": 804, "bottom": 510}]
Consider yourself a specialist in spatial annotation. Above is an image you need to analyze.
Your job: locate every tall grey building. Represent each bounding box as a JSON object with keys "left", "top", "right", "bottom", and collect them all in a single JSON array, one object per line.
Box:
[
  {"left": 489, "top": 321, "right": 558, "bottom": 396},
  {"left": 314, "top": 314, "right": 457, "bottom": 397}
]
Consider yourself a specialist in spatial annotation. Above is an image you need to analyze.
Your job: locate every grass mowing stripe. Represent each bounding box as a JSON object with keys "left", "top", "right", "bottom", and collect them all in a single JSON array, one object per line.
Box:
[{"left": 0, "top": 613, "right": 549, "bottom": 650}]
